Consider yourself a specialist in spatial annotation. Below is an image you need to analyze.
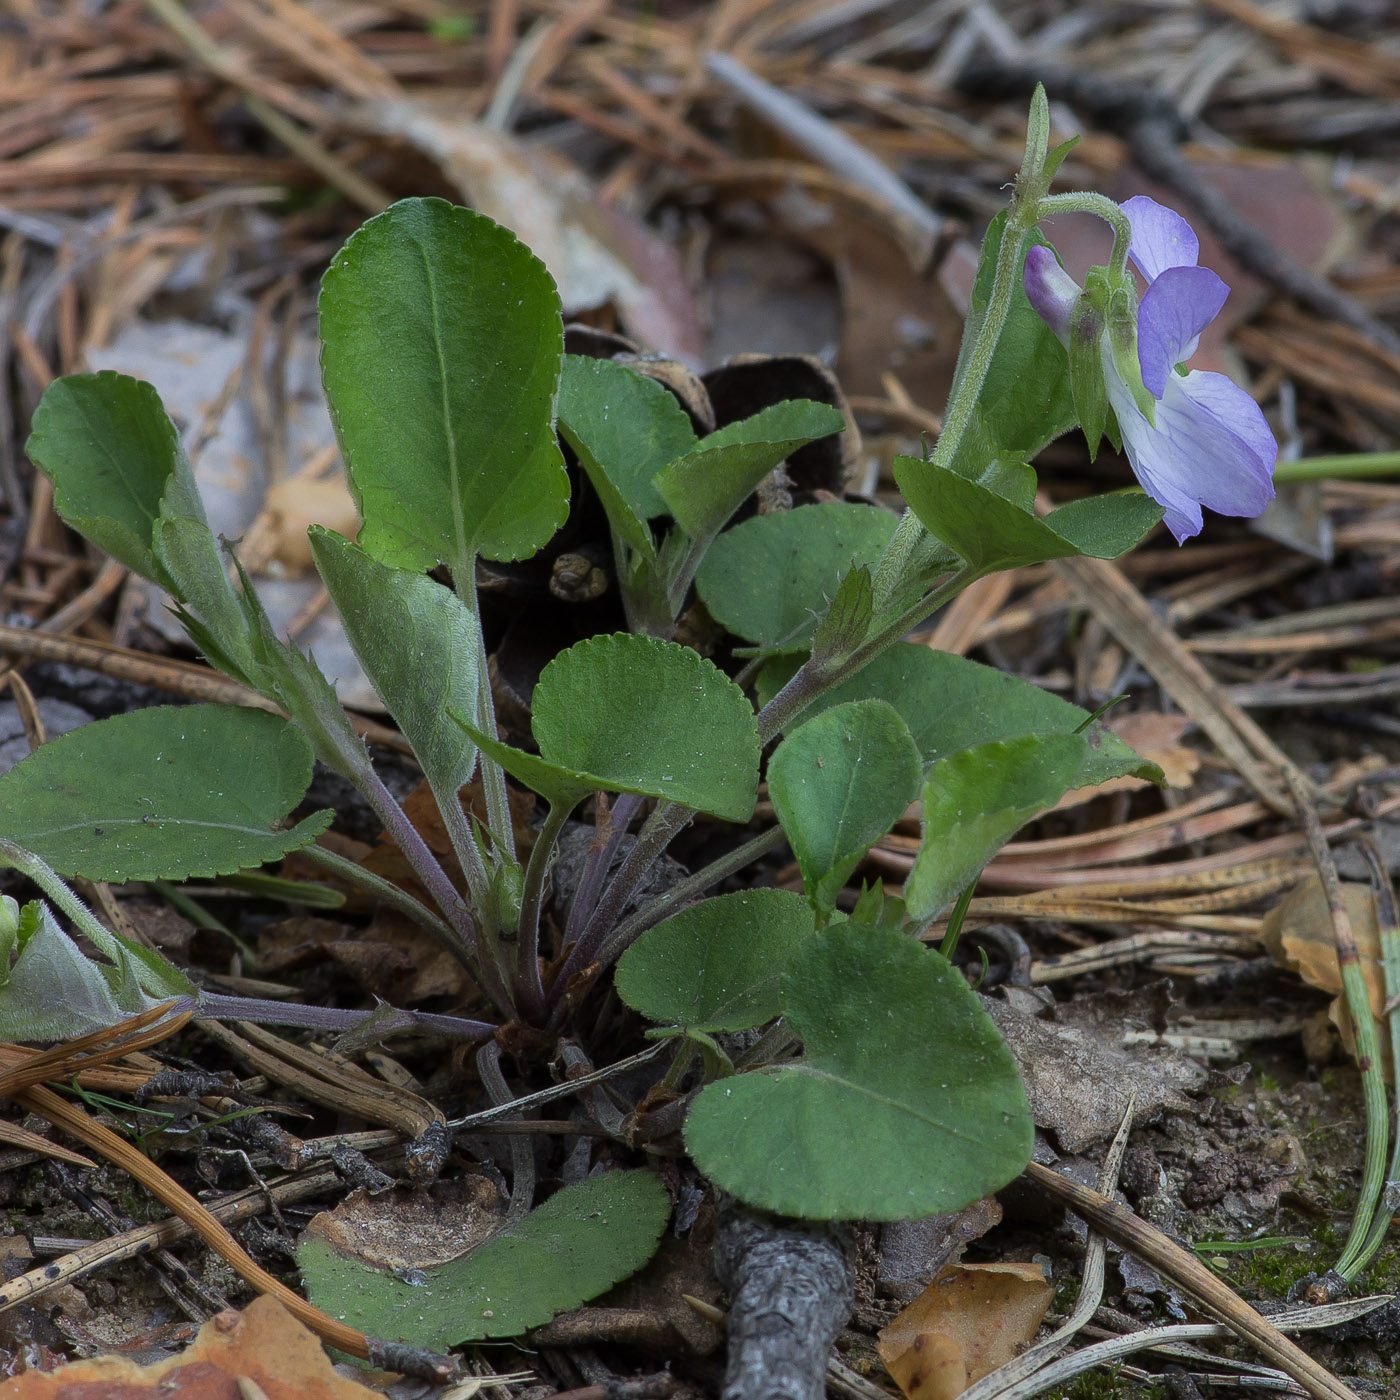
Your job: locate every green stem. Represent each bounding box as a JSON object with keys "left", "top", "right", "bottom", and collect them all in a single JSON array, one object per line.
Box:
[
  {"left": 1340, "top": 840, "right": 1400, "bottom": 1282},
  {"left": 1274, "top": 451, "right": 1400, "bottom": 482},
  {"left": 757, "top": 568, "right": 976, "bottom": 743},
  {"left": 429, "top": 774, "right": 492, "bottom": 915},
  {"left": 1036, "top": 191, "right": 1133, "bottom": 284},
  {"left": 938, "top": 880, "right": 978, "bottom": 960},
  {"left": 455, "top": 563, "right": 517, "bottom": 869}
]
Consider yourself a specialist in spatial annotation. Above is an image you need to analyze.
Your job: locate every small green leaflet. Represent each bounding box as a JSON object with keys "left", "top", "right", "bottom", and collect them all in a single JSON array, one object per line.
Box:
[
  {"left": 654, "top": 400, "right": 845, "bottom": 544},
  {"left": 616, "top": 888, "right": 815, "bottom": 1033},
  {"left": 904, "top": 731, "right": 1097, "bottom": 919},
  {"left": 0, "top": 898, "right": 167, "bottom": 1042},
  {"left": 767, "top": 700, "right": 921, "bottom": 913},
  {"left": 695, "top": 503, "right": 896, "bottom": 654},
  {"left": 298, "top": 1169, "right": 670, "bottom": 1347},
  {"left": 894, "top": 458, "right": 1163, "bottom": 573}
]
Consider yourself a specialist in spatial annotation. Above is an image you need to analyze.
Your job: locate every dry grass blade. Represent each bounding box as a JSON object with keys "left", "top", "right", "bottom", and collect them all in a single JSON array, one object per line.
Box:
[
  {"left": 16, "top": 1081, "right": 374, "bottom": 1359},
  {"left": 1023, "top": 1161, "right": 1362, "bottom": 1400},
  {"left": 1053, "top": 555, "right": 1308, "bottom": 814}
]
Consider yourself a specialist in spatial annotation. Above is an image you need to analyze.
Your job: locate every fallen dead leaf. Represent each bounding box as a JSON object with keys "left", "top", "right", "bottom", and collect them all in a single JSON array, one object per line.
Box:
[
  {"left": 1260, "top": 875, "right": 1390, "bottom": 1077},
  {"left": 0, "top": 1295, "right": 380, "bottom": 1399},
  {"left": 304, "top": 1175, "right": 505, "bottom": 1275},
  {"left": 349, "top": 97, "right": 703, "bottom": 362},
  {"left": 986, "top": 992, "right": 1206, "bottom": 1153},
  {"left": 876, "top": 1262, "right": 1053, "bottom": 1400}
]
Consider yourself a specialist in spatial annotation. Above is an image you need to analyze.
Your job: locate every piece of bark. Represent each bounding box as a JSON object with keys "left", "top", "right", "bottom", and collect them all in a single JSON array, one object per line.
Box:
[{"left": 713, "top": 1203, "right": 853, "bottom": 1400}]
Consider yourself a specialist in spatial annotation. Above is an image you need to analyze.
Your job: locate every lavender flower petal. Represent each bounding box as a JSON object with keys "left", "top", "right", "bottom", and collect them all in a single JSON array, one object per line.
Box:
[
  {"left": 1122, "top": 195, "right": 1199, "bottom": 281},
  {"left": 1136, "top": 266, "right": 1229, "bottom": 395},
  {"left": 1104, "top": 357, "right": 1277, "bottom": 542},
  {"left": 1022, "top": 244, "right": 1079, "bottom": 343}
]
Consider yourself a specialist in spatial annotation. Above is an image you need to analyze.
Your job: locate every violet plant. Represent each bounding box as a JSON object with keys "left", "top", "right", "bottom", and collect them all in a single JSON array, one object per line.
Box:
[{"left": 4, "top": 88, "right": 1275, "bottom": 1344}]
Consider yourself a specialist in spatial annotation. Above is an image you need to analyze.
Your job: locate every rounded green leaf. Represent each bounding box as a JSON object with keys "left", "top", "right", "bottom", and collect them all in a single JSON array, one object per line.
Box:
[
  {"left": 685, "top": 923, "right": 1032, "bottom": 1220},
  {"left": 695, "top": 503, "right": 897, "bottom": 653},
  {"left": 616, "top": 888, "right": 815, "bottom": 1033},
  {"left": 319, "top": 198, "right": 568, "bottom": 568},
  {"left": 530, "top": 633, "right": 760, "bottom": 822},
  {"left": 768, "top": 700, "right": 921, "bottom": 912},
  {"left": 0, "top": 705, "right": 330, "bottom": 881},
  {"left": 299, "top": 1169, "right": 669, "bottom": 1346}
]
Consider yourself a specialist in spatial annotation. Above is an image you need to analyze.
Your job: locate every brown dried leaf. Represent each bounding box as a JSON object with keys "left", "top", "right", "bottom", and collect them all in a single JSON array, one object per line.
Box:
[
  {"left": 0, "top": 1296, "right": 380, "bottom": 1399},
  {"left": 304, "top": 1176, "right": 506, "bottom": 1275},
  {"left": 1260, "top": 876, "right": 1389, "bottom": 1076},
  {"left": 986, "top": 994, "right": 1206, "bottom": 1153},
  {"left": 876, "top": 1262, "right": 1053, "bottom": 1400}
]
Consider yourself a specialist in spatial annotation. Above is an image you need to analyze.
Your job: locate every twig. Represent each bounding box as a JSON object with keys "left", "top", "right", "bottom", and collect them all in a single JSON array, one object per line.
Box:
[{"left": 713, "top": 1202, "right": 853, "bottom": 1400}]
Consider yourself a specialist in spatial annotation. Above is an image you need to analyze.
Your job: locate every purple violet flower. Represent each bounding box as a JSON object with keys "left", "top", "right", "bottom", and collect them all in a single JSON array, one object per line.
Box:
[{"left": 1024, "top": 196, "right": 1277, "bottom": 543}]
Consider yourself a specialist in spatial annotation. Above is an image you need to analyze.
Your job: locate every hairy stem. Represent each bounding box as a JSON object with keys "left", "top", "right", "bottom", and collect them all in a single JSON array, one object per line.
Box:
[
  {"left": 192, "top": 991, "right": 496, "bottom": 1040},
  {"left": 563, "top": 792, "right": 643, "bottom": 948},
  {"left": 592, "top": 824, "right": 789, "bottom": 974}
]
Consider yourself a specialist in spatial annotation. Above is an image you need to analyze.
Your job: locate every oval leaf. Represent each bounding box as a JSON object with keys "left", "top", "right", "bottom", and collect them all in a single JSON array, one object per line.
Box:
[
  {"left": 0, "top": 705, "right": 330, "bottom": 881},
  {"left": 894, "top": 458, "right": 1162, "bottom": 573},
  {"left": 298, "top": 1169, "right": 669, "bottom": 1346},
  {"left": 685, "top": 924, "right": 1032, "bottom": 1220},
  {"left": 319, "top": 198, "right": 568, "bottom": 568},
  {"left": 905, "top": 731, "right": 1095, "bottom": 920},
  {"left": 695, "top": 503, "right": 896, "bottom": 653},
  {"left": 759, "top": 643, "right": 1158, "bottom": 787},
  {"left": 25, "top": 372, "right": 203, "bottom": 583},
  {"left": 616, "top": 888, "right": 815, "bottom": 1033},
  {"left": 768, "top": 700, "right": 921, "bottom": 913},
  {"left": 529, "top": 633, "right": 761, "bottom": 822}
]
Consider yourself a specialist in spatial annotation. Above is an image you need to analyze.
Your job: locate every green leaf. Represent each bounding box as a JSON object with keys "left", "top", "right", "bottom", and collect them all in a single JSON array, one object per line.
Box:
[
  {"left": 654, "top": 400, "right": 845, "bottom": 544},
  {"left": 25, "top": 372, "right": 208, "bottom": 584},
  {"left": 695, "top": 503, "right": 896, "bottom": 654},
  {"left": 557, "top": 355, "right": 697, "bottom": 553},
  {"left": 516, "top": 633, "right": 760, "bottom": 821},
  {"left": 893, "top": 458, "right": 1162, "bottom": 573},
  {"left": 768, "top": 701, "right": 921, "bottom": 913},
  {"left": 615, "top": 888, "right": 815, "bottom": 1033},
  {"left": 758, "top": 644, "right": 1159, "bottom": 786},
  {"left": 0, "top": 899, "right": 167, "bottom": 1042},
  {"left": 945, "top": 212, "right": 1076, "bottom": 474},
  {"left": 811, "top": 564, "right": 875, "bottom": 664},
  {"left": 685, "top": 924, "right": 1032, "bottom": 1219},
  {"left": 319, "top": 198, "right": 568, "bottom": 569},
  {"left": 904, "top": 731, "right": 1094, "bottom": 920},
  {"left": 309, "top": 528, "right": 479, "bottom": 796},
  {"left": 0, "top": 706, "right": 330, "bottom": 882},
  {"left": 298, "top": 1169, "right": 670, "bottom": 1346}
]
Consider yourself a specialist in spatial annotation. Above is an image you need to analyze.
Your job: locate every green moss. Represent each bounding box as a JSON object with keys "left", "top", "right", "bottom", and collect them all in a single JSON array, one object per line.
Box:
[{"left": 1053, "top": 1367, "right": 1167, "bottom": 1400}]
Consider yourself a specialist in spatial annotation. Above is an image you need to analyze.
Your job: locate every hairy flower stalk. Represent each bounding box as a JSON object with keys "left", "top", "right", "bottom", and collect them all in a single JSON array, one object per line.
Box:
[{"left": 1024, "top": 195, "right": 1278, "bottom": 542}]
